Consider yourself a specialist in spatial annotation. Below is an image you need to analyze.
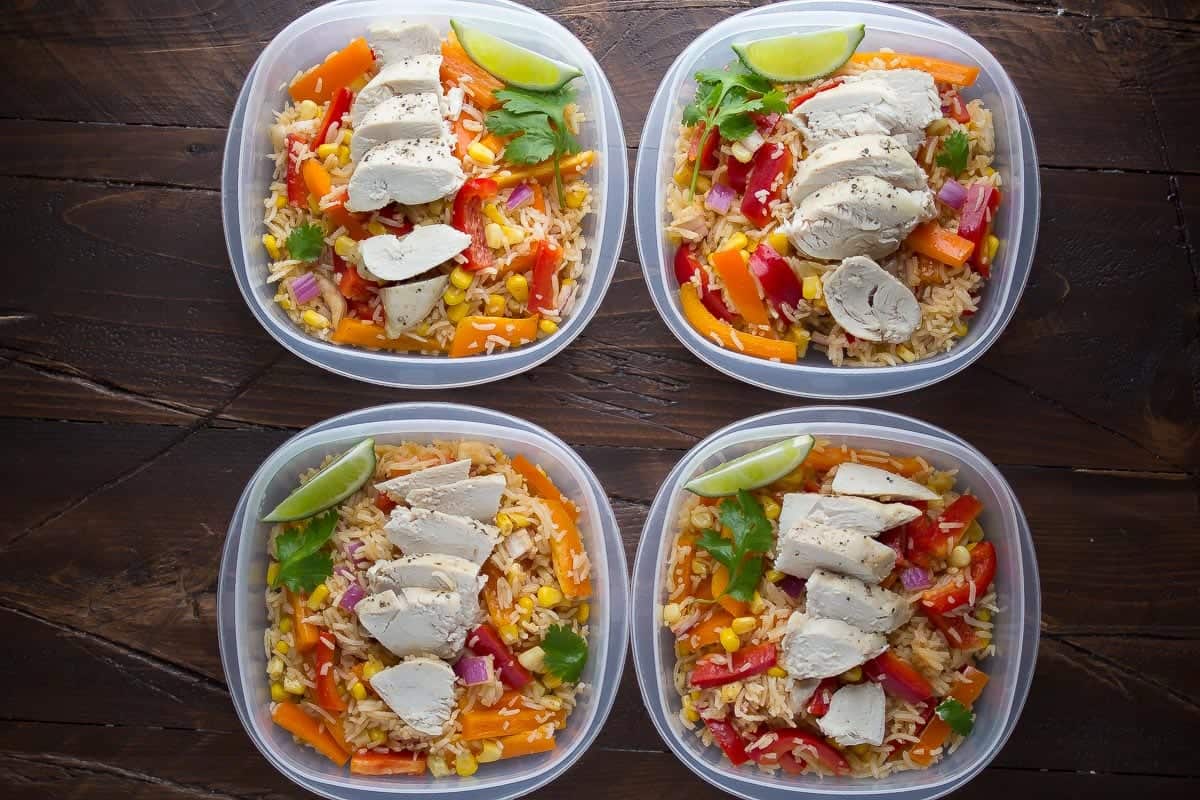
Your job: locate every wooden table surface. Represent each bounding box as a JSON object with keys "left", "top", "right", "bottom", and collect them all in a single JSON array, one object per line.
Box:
[{"left": 2, "top": 0, "right": 1198, "bottom": 797}]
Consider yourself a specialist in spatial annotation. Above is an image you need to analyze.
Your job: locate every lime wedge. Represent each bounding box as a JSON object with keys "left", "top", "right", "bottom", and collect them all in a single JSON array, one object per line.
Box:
[
  {"left": 263, "top": 438, "right": 377, "bottom": 522},
  {"left": 732, "top": 25, "right": 865, "bottom": 83},
  {"left": 685, "top": 435, "right": 814, "bottom": 498},
  {"left": 451, "top": 19, "right": 582, "bottom": 92}
]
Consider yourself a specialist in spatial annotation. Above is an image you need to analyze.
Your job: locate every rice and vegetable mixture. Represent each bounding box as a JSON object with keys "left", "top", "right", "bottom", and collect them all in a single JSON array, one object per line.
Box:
[
  {"left": 666, "top": 50, "right": 1004, "bottom": 367},
  {"left": 664, "top": 439, "right": 998, "bottom": 778},
  {"left": 261, "top": 26, "right": 597, "bottom": 358},
  {"left": 265, "top": 440, "right": 593, "bottom": 777}
]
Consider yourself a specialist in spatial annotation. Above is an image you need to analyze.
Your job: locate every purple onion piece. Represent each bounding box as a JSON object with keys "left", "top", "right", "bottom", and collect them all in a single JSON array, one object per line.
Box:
[
  {"left": 705, "top": 182, "right": 735, "bottom": 214},
  {"left": 899, "top": 566, "right": 933, "bottom": 591},
  {"left": 778, "top": 575, "right": 806, "bottom": 598},
  {"left": 338, "top": 583, "right": 366, "bottom": 610},
  {"left": 506, "top": 183, "right": 534, "bottom": 210},
  {"left": 937, "top": 179, "right": 967, "bottom": 210},
  {"left": 453, "top": 655, "right": 494, "bottom": 686},
  {"left": 289, "top": 272, "right": 320, "bottom": 304}
]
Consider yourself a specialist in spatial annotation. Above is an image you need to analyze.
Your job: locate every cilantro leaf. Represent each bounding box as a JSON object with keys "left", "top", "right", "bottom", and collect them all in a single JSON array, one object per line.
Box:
[
  {"left": 695, "top": 528, "right": 736, "bottom": 570},
  {"left": 695, "top": 491, "right": 774, "bottom": 602},
  {"left": 719, "top": 490, "right": 774, "bottom": 555},
  {"left": 716, "top": 112, "right": 757, "bottom": 142},
  {"left": 486, "top": 86, "right": 580, "bottom": 203},
  {"left": 503, "top": 124, "right": 557, "bottom": 164},
  {"left": 542, "top": 624, "right": 588, "bottom": 682},
  {"left": 286, "top": 223, "right": 325, "bottom": 262},
  {"left": 936, "top": 130, "right": 970, "bottom": 176},
  {"left": 935, "top": 697, "right": 975, "bottom": 736},
  {"left": 483, "top": 108, "right": 538, "bottom": 136},
  {"left": 272, "top": 510, "right": 337, "bottom": 593}
]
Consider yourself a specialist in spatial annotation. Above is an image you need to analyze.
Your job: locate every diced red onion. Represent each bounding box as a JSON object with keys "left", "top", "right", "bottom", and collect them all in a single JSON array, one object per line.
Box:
[
  {"left": 335, "top": 566, "right": 356, "bottom": 581},
  {"left": 453, "top": 655, "right": 495, "bottom": 686},
  {"left": 705, "top": 182, "right": 736, "bottom": 214},
  {"left": 338, "top": 583, "right": 366, "bottom": 610},
  {"left": 290, "top": 272, "right": 320, "bottom": 304},
  {"left": 899, "top": 566, "right": 933, "bottom": 591},
  {"left": 506, "top": 183, "right": 534, "bottom": 210},
  {"left": 343, "top": 540, "right": 363, "bottom": 558},
  {"left": 937, "top": 179, "right": 967, "bottom": 210},
  {"left": 778, "top": 575, "right": 806, "bottom": 598}
]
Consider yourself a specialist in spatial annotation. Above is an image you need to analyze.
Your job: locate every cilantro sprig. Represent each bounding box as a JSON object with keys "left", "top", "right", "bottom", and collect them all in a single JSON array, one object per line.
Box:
[
  {"left": 936, "top": 130, "right": 970, "bottom": 176},
  {"left": 695, "top": 490, "right": 774, "bottom": 602},
  {"left": 935, "top": 697, "right": 975, "bottom": 736},
  {"left": 286, "top": 223, "right": 325, "bottom": 262},
  {"left": 271, "top": 510, "right": 337, "bottom": 593},
  {"left": 681, "top": 64, "right": 787, "bottom": 199},
  {"left": 485, "top": 85, "right": 581, "bottom": 205},
  {"left": 542, "top": 624, "right": 588, "bottom": 682}
]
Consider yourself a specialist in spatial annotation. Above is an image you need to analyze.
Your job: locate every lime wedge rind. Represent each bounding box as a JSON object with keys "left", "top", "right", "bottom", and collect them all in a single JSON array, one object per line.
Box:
[
  {"left": 451, "top": 19, "right": 582, "bottom": 92},
  {"left": 684, "top": 435, "right": 815, "bottom": 498},
  {"left": 732, "top": 24, "right": 866, "bottom": 83},
  {"left": 263, "top": 438, "right": 377, "bottom": 522}
]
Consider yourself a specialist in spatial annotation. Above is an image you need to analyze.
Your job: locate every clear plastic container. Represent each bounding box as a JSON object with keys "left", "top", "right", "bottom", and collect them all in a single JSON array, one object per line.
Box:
[
  {"left": 630, "top": 406, "right": 1039, "bottom": 800},
  {"left": 633, "top": 0, "right": 1040, "bottom": 398},
  {"left": 221, "top": 0, "right": 629, "bottom": 388},
  {"left": 217, "top": 402, "right": 629, "bottom": 800}
]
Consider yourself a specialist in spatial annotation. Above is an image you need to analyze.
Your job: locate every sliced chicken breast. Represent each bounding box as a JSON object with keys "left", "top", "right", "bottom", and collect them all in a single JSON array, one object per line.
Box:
[
  {"left": 351, "top": 56, "right": 443, "bottom": 127},
  {"left": 775, "top": 519, "right": 896, "bottom": 583},
  {"left": 780, "top": 613, "right": 888, "bottom": 679},
  {"left": 788, "top": 134, "right": 927, "bottom": 205},
  {"left": 384, "top": 507, "right": 499, "bottom": 565},
  {"left": 345, "top": 138, "right": 465, "bottom": 211},
  {"left": 367, "top": 554, "right": 485, "bottom": 625},
  {"left": 354, "top": 588, "right": 466, "bottom": 658},
  {"left": 805, "top": 569, "right": 912, "bottom": 634},
  {"left": 375, "top": 459, "right": 472, "bottom": 499},
  {"left": 818, "top": 682, "right": 887, "bottom": 746},
  {"left": 784, "top": 175, "right": 937, "bottom": 261},
  {"left": 822, "top": 255, "right": 923, "bottom": 343},
  {"left": 360, "top": 224, "right": 471, "bottom": 282},
  {"left": 779, "top": 492, "right": 922, "bottom": 537},
  {"left": 351, "top": 93, "right": 446, "bottom": 162},
  {"left": 406, "top": 474, "right": 507, "bottom": 522},
  {"left": 378, "top": 275, "right": 448, "bottom": 338},
  {"left": 789, "top": 69, "right": 941, "bottom": 153},
  {"left": 367, "top": 21, "right": 441, "bottom": 64},
  {"left": 370, "top": 656, "right": 457, "bottom": 736},
  {"left": 831, "top": 462, "right": 940, "bottom": 502}
]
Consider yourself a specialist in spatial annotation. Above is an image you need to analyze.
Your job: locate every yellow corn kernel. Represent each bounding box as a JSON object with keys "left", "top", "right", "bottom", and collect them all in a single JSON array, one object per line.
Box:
[
  {"left": 720, "top": 682, "right": 742, "bottom": 703},
  {"left": 662, "top": 602, "right": 682, "bottom": 625},
  {"left": 484, "top": 293, "right": 507, "bottom": 316},
  {"left": 351, "top": 682, "right": 368, "bottom": 701},
  {"left": 731, "top": 616, "right": 757, "bottom": 635},
  {"left": 766, "top": 569, "right": 785, "bottom": 584},
  {"left": 337, "top": 146, "right": 351, "bottom": 166},
  {"left": 362, "top": 658, "right": 383, "bottom": 682},
  {"left": 298, "top": 99, "right": 322, "bottom": 119},
  {"left": 986, "top": 234, "right": 1000, "bottom": 262},
  {"left": 802, "top": 275, "right": 822, "bottom": 301},
  {"left": 274, "top": 640, "right": 290, "bottom": 656},
  {"left": 496, "top": 513, "right": 514, "bottom": 535},
  {"left": 683, "top": 707, "right": 701, "bottom": 723},
  {"left": 518, "top": 646, "right": 546, "bottom": 673},
  {"left": 537, "top": 585, "right": 564, "bottom": 608},
  {"left": 333, "top": 236, "right": 356, "bottom": 258},
  {"left": 316, "top": 143, "right": 338, "bottom": 160},
  {"left": 443, "top": 286, "right": 467, "bottom": 306},
  {"left": 767, "top": 666, "right": 788, "bottom": 678},
  {"left": 767, "top": 231, "right": 790, "bottom": 254},
  {"left": 984, "top": 166, "right": 997, "bottom": 177},
  {"left": 266, "top": 561, "right": 281, "bottom": 586},
  {"left": 450, "top": 267, "right": 474, "bottom": 290},
  {"left": 688, "top": 690, "right": 702, "bottom": 704},
  {"left": 739, "top": 248, "right": 750, "bottom": 265},
  {"left": 578, "top": 602, "right": 590, "bottom": 624},
  {"left": 502, "top": 225, "right": 526, "bottom": 245},
  {"left": 788, "top": 326, "right": 812, "bottom": 358},
  {"left": 896, "top": 346, "right": 917, "bottom": 363},
  {"left": 542, "top": 696, "right": 564, "bottom": 712},
  {"left": 976, "top": 609, "right": 992, "bottom": 623},
  {"left": 750, "top": 591, "right": 766, "bottom": 615},
  {"left": 506, "top": 512, "right": 531, "bottom": 529},
  {"left": 307, "top": 194, "right": 322, "bottom": 215},
  {"left": 667, "top": 231, "right": 684, "bottom": 247},
  {"left": 499, "top": 624, "right": 521, "bottom": 645},
  {"left": 729, "top": 142, "right": 754, "bottom": 163},
  {"left": 841, "top": 666, "right": 863, "bottom": 683},
  {"left": 274, "top": 194, "right": 287, "bottom": 209},
  {"left": 506, "top": 273, "right": 529, "bottom": 302},
  {"left": 366, "top": 220, "right": 388, "bottom": 237},
  {"left": 278, "top": 617, "right": 293, "bottom": 634},
  {"left": 427, "top": 755, "right": 452, "bottom": 778},
  {"left": 262, "top": 234, "right": 282, "bottom": 261},
  {"left": 270, "top": 682, "right": 288, "bottom": 702},
  {"left": 691, "top": 559, "right": 708, "bottom": 577},
  {"left": 952, "top": 319, "right": 969, "bottom": 338},
  {"left": 512, "top": 596, "right": 533, "bottom": 614},
  {"left": 964, "top": 521, "right": 985, "bottom": 543},
  {"left": 538, "top": 319, "right": 559, "bottom": 336},
  {"left": 719, "top": 627, "right": 741, "bottom": 653},
  {"left": 367, "top": 729, "right": 386, "bottom": 746},
  {"left": 949, "top": 545, "right": 972, "bottom": 568},
  {"left": 483, "top": 203, "right": 507, "bottom": 225},
  {"left": 694, "top": 174, "right": 713, "bottom": 194},
  {"left": 542, "top": 673, "right": 563, "bottom": 690},
  {"left": 476, "top": 740, "right": 503, "bottom": 764},
  {"left": 414, "top": 322, "right": 432, "bottom": 337},
  {"left": 673, "top": 166, "right": 693, "bottom": 187},
  {"left": 277, "top": 295, "right": 295, "bottom": 311},
  {"left": 565, "top": 188, "right": 587, "bottom": 209},
  {"left": 761, "top": 496, "right": 781, "bottom": 520},
  {"left": 306, "top": 584, "right": 330, "bottom": 609},
  {"left": 718, "top": 232, "right": 749, "bottom": 253},
  {"left": 467, "top": 141, "right": 496, "bottom": 166},
  {"left": 268, "top": 655, "right": 286, "bottom": 679},
  {"left": 302, "top": 309, "right": 331, "bottom": 330},
  {"left": 447, "top": 302, "right": 470, "bottom": 324},
  {"left": 485, "top": 222, "right": 506, "bottom": 249},
  {"left": 283, "top": 675, "right": 306, "bottom": 695}
]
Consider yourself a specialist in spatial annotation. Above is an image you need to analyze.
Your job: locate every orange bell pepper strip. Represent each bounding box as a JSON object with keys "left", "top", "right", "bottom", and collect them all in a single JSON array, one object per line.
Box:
[
  {"left": 498, "top": 723, "right": 557, "bottom": 759},
  {"left": 708, "top": 249, "right": 769, "bottom": 325},
  {"left": 850, "top": 52, "right": 980, "bottom": 87},
  {"left": 289, "top": 38, "right": 375, "bottom": 103},
  {"left": 909, "top": 666, "right": 990, "bottom": 766},
  {"left": 710, "top": 563, "right": 751, "bottom": 617},
  {"left": 530, "top": 182, "right": 546, "bottom": 213},
  {"left": 511, "top": 455, "right": 578, "bottom": 521},
  {"left": 451, "top": 117, "right": 474, "bottom": 160},
  {"left": 803, "top": 446, "right": 926, "bottom": 478},
  {"left": 493, "top": 151, "right": 596, "bottom": 189},
  {"left": 545, "top": 495, "right": 592, "bottom": 599},
  {"left": 350, "top": 751, "right": 427, "bottom": 775},
  {"left": 313, "top": 632, "right": 347, "bottom": 712},
  {"left": 481, "top": 561, "right": 510, "bottom": 627},
  {"left": 679, "top": 284, "right": 797, "bottom": 363},
  {"left": 441, "top": 33, "right": 504, "bottom": 110},
  {"left": 679, "top": 608, "right": 734, "bottom": 652},
  {"left": 301, "top": 158, "right": 333, "bottom": 199},
  {"left": 906, "top": 223, "right": 976, "bottom": 269},
  {"left": 448, "top": 315, "right": 539, "bottom": 357},
  {"left": 670, "top": 532, "right": 712, "bottom": 601},
  {"left": 460, "top": 700, "right": 562, "bottom": 741},
  {"left": 285, "top": 588, "right": 321, "bottom": 652},
  {"left": 330, "top": 318, "right": 446, "bottom": 354},
  {"left": 271, "top": 702, "right": 349, "bottom": 766}
]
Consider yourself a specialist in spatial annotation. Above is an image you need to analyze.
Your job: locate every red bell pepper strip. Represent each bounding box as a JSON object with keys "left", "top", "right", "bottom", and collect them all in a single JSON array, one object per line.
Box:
[
  {"left": 907, "top": 495, "right": 983, "bottom": 563},
  {"left": 313, "top": 632, "right": 347, "bottom": 712},
  {"left": 746, "top": 727, "right": 850, "bottom": 775},
  {"left": 335, "top": 254, "right": 374, "bottom": 302},
  {"left": 704, "top": 718, "right": 750, "bottom": 766},
  {"left": 690, "top": 643, "right": 777, "bottom": 689},
  {"left": 285, "top": 134, "right": 308, "bottom": 206},
  {"left": 788, "top": 78, "right": 845, "bottom": 111},
  {"left": 467, "top": 624, "right": 531, "bottom": 689},
  {"left": 879, "top": 526, "right": 910, "bottom": 569},
  {"left": 805, "top": 678, "right": 839, "bottom": 717},
  {"left": 747, "top": 242, "right": 803, "bottom": 316},
  {"left": 689, "top": 122, "right": 720, "bottom": 171},
  {"left": 674, "top": 243, "right": 734, "bottom": 322},
  {"left": 942, "top": 90, "right": 971, "bottom": 124},
  {"left": 864, "top": 650, "right": 934, "bottom": 704},
  {"left": 452, "top": 178, "right": 498, "bottom": 271},
  {"left": 724, "top": 155, "right": 753, "bottom": 193},
  {"left": 740, "top": 142, "right": 789, "bottom": 228},
  {"left": 528, "top": 240, "right": 561, "bottom": 313},
  {"left": 373, "top": 492, "right": 397, "bottom": 513},
  {"left": 921, "top": 541, "right": 997, "bottom": 615},
  {"left": 957, "top": 183, "right": 1002, "bottom": 277},
  {"left": 924, "top": 607, "right": 981, "bottom": 650},
  {"left": 315, "top": 87, "right": 353, "bottom": 147},
  {"left": 750, "top": 112, "right": 781, "bottom": 137},
  {"left": 350, "top": 751, "right": 427, "bottom": 775}
]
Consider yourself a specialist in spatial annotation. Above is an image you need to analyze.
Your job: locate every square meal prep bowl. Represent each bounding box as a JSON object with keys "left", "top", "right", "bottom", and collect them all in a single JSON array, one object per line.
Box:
[
  {"left": 222, "top": 0, "right": 628, "bottom": 389},
  {"left": 217, "top": 402, "right": 629, "bottom": 800},
  {"left": 631, "top": 406, "right": 1040, "bottom": 800},
  {"left": 633, "top": 0, "right": 1039, "bottom": 399}
]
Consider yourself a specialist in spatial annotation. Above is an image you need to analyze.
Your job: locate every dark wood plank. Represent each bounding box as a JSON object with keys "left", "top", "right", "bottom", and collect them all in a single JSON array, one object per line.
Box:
[{"left": 1057, "top": 0, "right": 1200, "bottom": 22}]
